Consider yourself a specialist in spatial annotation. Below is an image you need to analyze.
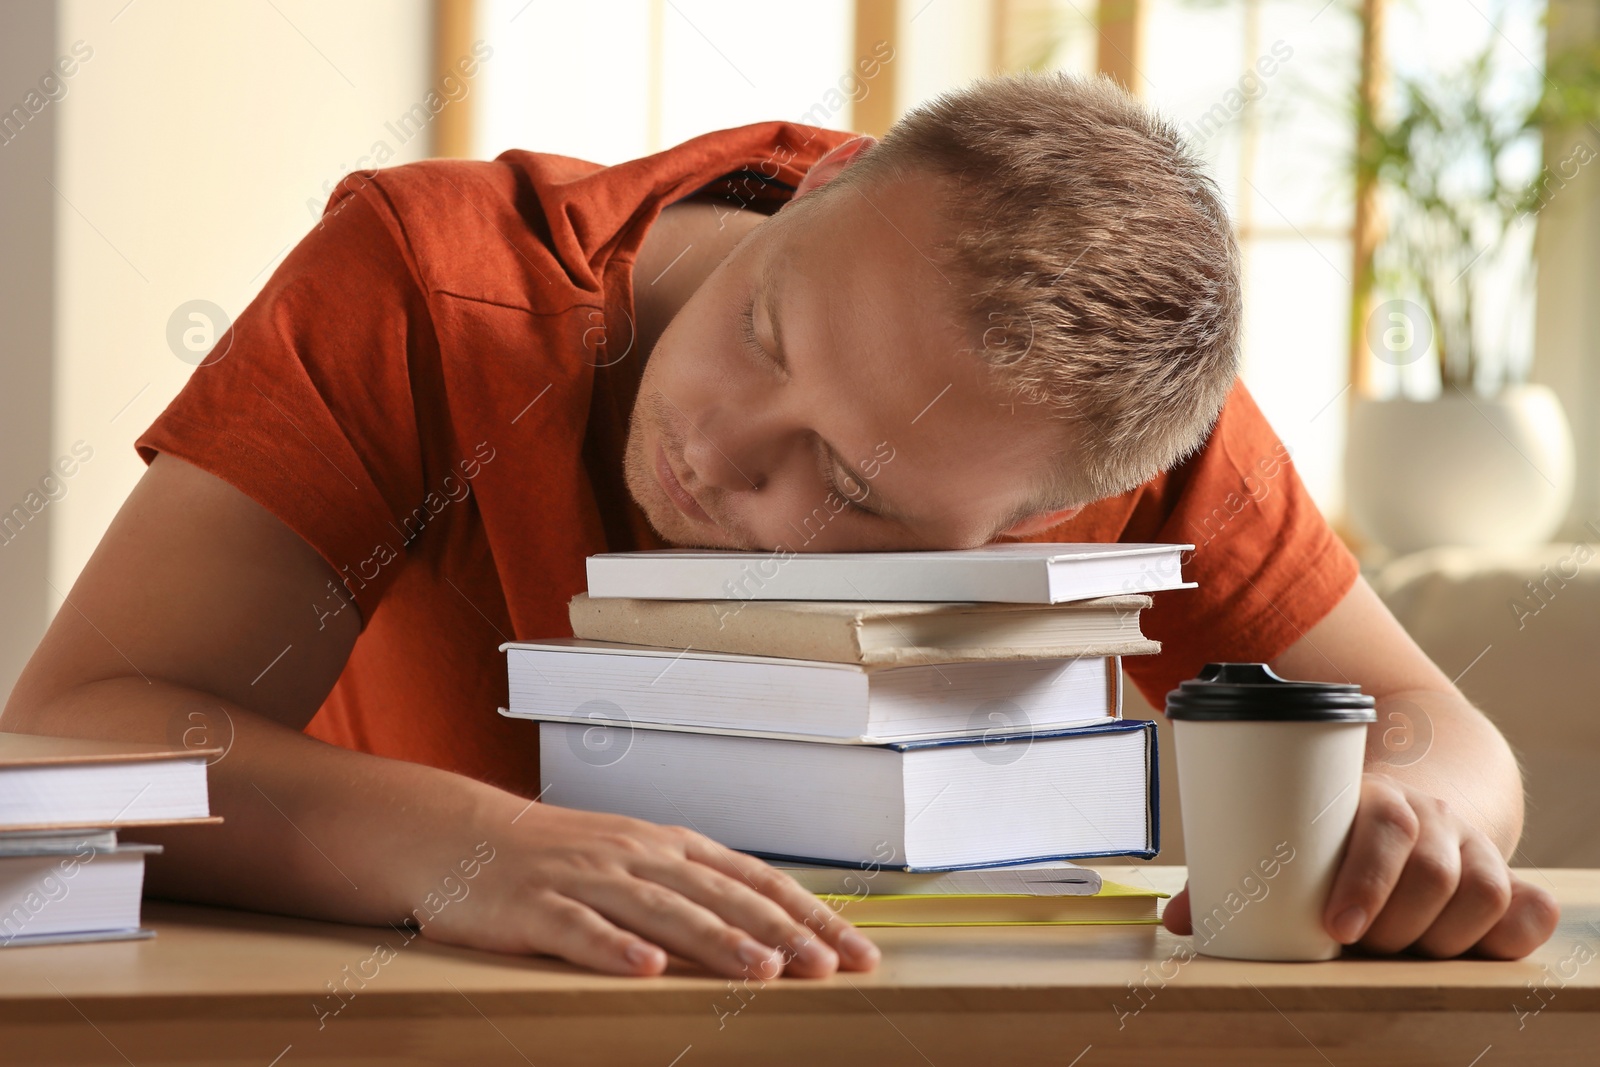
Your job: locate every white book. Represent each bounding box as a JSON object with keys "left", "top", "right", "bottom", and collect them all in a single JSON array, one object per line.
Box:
[
  {"left": 0, "top": 732, "right": 217, "bottom": 833},
  {"left": 0, "top": 829, "right": 118, "bottom": 856},
  {"left": 501, "top": 639, "right": 1121, "bottom": 743},
  {"left": 775, "top": 859, "right": 1103, "bottom": 897},
  {"left": 538, "top": 719, "right": 1156, "bottom": 870},
  {"left": 584, "top": 543, "right": 1192, "bottom": 604},
  {"left": 0, "top": 844, "right": 158, "bottom": 947}
]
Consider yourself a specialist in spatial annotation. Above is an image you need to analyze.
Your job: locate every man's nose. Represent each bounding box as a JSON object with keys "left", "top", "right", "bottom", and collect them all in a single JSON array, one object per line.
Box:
[{"left": 683, "top": 413, "right": 789, "bottom": 494}]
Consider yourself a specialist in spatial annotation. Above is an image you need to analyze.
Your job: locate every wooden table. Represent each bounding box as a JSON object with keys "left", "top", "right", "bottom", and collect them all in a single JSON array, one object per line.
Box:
[{"left": 1, "top": 866, "right": 1596, "bottom": 1066}]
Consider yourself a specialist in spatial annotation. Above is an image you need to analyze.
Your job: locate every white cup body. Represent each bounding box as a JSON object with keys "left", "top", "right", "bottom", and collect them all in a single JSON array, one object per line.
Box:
[{"left": 1173, "top": 718, "right": 1368, "bottom": 961}]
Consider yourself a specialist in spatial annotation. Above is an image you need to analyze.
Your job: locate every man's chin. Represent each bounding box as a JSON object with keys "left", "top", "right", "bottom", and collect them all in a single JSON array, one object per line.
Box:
[
  {"left": 665, "top": 528, "right": 726, "bottom": 548},
  {"left": 649, "top": 507, "right": 734, "bottom": 548}
]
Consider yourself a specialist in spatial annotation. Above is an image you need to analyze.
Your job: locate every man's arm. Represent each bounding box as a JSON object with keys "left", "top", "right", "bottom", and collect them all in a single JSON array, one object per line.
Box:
[
  {"left": 0, "top": 454, "right": 877, "bottom": 978},
  {"left": 1161, "top": 574, "right": 1560, "bottom": 958}
]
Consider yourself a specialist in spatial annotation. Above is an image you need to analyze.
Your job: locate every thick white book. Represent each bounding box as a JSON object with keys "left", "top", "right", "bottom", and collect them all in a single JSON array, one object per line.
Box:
[
  {"left": 0, "top": 733, "right": 217, "bottom": 833},
  {"left": 0, "top": 844, "right": 158, "bottom": 947},
  {"left": 584, "top": 543, "right": 1192, "bottom": 603},
  {"left": 537, "top": 718, "right": 1157, "bottom": 870},
  {"left": 500, "top": 639, "right": 1121, "bottom": 743}
]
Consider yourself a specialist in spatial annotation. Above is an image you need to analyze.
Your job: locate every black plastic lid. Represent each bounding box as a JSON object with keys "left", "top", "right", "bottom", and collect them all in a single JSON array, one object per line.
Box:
[{"left": 1165, "top": 663, "right": 1376, "bottom": 722}]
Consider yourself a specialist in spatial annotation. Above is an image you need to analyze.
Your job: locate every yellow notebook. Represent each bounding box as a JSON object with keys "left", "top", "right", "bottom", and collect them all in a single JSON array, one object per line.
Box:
[{"left": 821, "top": 878, "right": 1167, "bottom": 927}]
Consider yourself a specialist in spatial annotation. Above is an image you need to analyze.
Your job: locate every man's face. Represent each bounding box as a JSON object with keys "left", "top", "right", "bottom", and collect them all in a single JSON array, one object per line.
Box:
[{"left": 623, "top": 173, "right": 1063, "bottom": 552}]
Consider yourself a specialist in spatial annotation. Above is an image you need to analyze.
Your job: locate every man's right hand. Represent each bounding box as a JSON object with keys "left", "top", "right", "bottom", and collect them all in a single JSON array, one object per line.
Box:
[
  {"left": 423, "top": 802, "right": 879, "bottom": 977},
  {"left": 0, "top": 454, "right": 877, "bottom": 979}
]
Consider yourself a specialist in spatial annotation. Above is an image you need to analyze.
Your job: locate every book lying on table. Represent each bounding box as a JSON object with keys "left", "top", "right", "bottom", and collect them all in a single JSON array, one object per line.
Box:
[
  {"left": 537, "top": 718, "right": 1158, "bottom": 870},
  {"left": 584, "top": 543, "right": 1193, "bottom": 604},
  {"left": 501, "top": 640, "right": 1123, "bottom": 743},
  {"left": 0, "top": 840, "right": 160, "bottom": 947},
  {"left": 775, "top": 859, "right": 1104, "bottom": 897},
  {"left": 0, "top": 732, "right": 219, "bottom": 832},
  {"left": 817, "top": 879, "right": 1167, "bottom": 927},
  {"left": 775, "top": 860, "right": 1168, "bottom": 926},
  {"left": 567, "top": 592, "right": 1159, "bottom": 664}
]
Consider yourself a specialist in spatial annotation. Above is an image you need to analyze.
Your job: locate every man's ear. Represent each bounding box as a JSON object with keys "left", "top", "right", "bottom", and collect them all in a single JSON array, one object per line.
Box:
[
  {"left": 793, "top": 135, "right": 877, "bottom": 201},
  {"left": 995, "top": 506, "right": 1082, "bottom": 540}
]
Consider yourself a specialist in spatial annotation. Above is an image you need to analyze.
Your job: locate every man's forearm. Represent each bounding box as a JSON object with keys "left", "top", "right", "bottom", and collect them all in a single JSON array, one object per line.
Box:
[
  {"left": 3, "top": 675, "right": 524, "bottom": 925},
  {"left": 1365, "top": 687, "right": 1525, "bottom": 858}
]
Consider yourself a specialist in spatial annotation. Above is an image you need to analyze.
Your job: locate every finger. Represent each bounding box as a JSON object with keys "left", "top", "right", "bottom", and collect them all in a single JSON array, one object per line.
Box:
[
  {"left": 1356, "top": 800, "right": 1462, "bottom": 954},
  {"left": 574, "top": 873, "right": 787, "bottom": 981},
  {"left": 1410, "top": 832, "right": 1512, "bottom": 958},
  {"left": 684, "top": 835, "right": 881, "bottom": 972},
  {"left": 641, "top": 857, "right": 842, "bottom": 978},
  {"left": 1161, "top": 884, "right": 1192, "bottom": 935},
  {"left": 516, "top": 891, "right": 669, "bottom": 977},
  {"left": 1323, "top": 778, "right": 1420, "bottom": 945},
  {"left": 1472, "top": 877, "right": 1561, "bottom": 961}
]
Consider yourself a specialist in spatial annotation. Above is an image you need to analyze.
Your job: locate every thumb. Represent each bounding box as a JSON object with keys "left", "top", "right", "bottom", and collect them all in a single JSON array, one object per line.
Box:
[{"left": 1161, "top": 882, "right": 1192, "bottom": 935}]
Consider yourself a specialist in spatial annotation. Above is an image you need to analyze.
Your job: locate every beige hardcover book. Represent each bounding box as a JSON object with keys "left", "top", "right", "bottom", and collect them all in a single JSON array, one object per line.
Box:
[
  {"left": 568, "top": 592, "right": 1158, "bottom": 666},
  {"left": 0, "top": 732, "right": 222, "bottom": 833}
]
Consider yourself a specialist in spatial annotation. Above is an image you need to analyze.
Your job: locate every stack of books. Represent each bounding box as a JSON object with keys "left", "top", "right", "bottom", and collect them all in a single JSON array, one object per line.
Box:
[
  {"left": 0, "top": 732, "right": 218, "bottom": 947},
  {"left": 501, "top": 543, "right": 1190, "bottom": 923}
]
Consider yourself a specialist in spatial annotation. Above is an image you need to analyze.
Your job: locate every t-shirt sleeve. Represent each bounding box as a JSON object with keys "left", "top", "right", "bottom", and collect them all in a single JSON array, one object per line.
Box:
[
  {"left": 135, "top": 177, "right": 431, "bottom": 628},
  {"left": 1121, "top": 382, "right": 1360, "bottom": 708}
]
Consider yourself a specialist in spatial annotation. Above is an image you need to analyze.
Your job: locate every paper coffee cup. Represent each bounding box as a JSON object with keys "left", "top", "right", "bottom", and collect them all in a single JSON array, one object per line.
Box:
[{"left": 1166, "top": 663, "right": 1376, "bottom": 961}]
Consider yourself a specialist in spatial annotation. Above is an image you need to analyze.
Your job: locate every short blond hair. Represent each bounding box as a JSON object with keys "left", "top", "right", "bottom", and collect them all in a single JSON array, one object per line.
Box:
[{"left": 820, "top": 71, "right": 1242, "bottom": 512}]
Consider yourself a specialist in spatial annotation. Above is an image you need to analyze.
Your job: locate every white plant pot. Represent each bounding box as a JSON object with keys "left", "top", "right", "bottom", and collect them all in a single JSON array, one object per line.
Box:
[{"left": 1345, "top": 384, "right": 1575, "bottom": 554}]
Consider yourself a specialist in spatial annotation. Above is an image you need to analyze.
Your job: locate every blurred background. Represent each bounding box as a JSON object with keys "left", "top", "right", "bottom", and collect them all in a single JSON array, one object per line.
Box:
[{"left": 2, "top": 0, "right": 1596, "bottom": 864}]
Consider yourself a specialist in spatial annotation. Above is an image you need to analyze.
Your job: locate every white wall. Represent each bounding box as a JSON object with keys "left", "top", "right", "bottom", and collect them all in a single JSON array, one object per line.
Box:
[
  {"left": 47, "top": 0, "right": 432, "bottom": 622},
  {"left": 0, "top": 3, "right": 60, "bottom": 700}
]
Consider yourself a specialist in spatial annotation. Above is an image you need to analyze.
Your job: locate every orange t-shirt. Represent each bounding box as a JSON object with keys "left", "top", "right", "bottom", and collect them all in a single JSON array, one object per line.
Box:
[{"left": 135, "top": 120, "right": 1357, "bottom": 796}]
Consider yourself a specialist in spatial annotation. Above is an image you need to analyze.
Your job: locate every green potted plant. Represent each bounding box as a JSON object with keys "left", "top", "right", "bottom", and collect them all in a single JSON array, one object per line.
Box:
[{"left": 1344, "top": 20, "right": 1599, "bottom": 553}]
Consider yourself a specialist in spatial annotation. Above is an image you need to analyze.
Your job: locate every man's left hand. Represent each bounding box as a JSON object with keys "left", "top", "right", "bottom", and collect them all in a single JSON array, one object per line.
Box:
[{"left": 1161, "top": 773, "right": 1561, "bottom": 958}]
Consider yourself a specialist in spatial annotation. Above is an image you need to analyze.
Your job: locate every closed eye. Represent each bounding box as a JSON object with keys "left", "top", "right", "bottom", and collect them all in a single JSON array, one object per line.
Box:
[
  {"left": 738, "top": 295, "right": 766, "bottom": 361},
  {"left": 818, "top": 447, "right": 878, "bottom": 517},
  {"left": 830, "top": 471, "right": 875, "bottom": 515},
  {"left": 738, "top": 276, "right": 877, "bottom": 519}
]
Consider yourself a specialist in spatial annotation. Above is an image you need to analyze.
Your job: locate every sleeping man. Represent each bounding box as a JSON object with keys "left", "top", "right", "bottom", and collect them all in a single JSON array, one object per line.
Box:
[{"left": 1, "top": 72, "right": 1556, "bottom": 978}]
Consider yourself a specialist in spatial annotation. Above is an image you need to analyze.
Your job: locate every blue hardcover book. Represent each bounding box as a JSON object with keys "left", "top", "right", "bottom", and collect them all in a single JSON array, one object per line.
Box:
[{"left": 535, "top": 717, "right": 1158, "bottom": 871}]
